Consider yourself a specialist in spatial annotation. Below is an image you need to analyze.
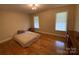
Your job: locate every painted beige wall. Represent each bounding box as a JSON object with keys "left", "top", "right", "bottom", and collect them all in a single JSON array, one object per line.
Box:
[
  {"left": 0, "top": 11, "right": 31, "bottom": 41},
  {"left": 31, "top": 5, "right": 76, "bottom": 35},
  {"left": 75, "top": 5, "right": 79, "bottom": 32}
]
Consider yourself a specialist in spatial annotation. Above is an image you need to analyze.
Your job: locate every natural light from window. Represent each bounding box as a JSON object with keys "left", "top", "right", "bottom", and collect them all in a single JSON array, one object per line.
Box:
[
  {"left": 34, "top": 16, "right": 39, "bottom": 28},
  {"left": 55, "top": 11, "right": 68, "bottom": 31}
]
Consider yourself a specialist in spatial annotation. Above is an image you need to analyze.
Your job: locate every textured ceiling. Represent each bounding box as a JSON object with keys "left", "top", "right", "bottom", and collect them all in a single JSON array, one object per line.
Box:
[{"left": 0, "top": 4, "right": 69, "bottom": 14}]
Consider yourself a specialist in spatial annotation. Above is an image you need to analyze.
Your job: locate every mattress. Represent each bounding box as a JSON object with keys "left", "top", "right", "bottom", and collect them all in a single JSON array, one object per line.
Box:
[{"left": 14, "top": 31, "right": 40, "bottom": 47}]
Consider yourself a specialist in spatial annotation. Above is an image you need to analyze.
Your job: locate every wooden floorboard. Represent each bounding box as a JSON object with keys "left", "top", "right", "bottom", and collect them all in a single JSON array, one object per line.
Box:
[{"left": 0, "top": 33, "right": 66, "bottom": 55}]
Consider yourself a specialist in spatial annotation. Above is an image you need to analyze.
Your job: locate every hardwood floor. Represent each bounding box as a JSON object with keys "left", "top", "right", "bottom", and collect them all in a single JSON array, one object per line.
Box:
[{"left": 0, "top": 33, "right": 66, "bottom": 55}]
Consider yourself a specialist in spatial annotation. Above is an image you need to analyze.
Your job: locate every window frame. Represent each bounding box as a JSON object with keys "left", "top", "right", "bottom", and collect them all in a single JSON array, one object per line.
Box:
[
  {"left": 33, "top": 16, "right": 40, "bottom": 29},
  {"left": 55, "top": 11, "right": 68, "bottom": 32}
]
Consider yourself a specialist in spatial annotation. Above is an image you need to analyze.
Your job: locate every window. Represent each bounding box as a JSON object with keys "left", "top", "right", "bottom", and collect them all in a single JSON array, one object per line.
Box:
[
  {"left": 55, "top": 11, "right": 68, "bottom": 31},
  {"left": 34, "top": 16, "right": 39, "bottom": 28}
]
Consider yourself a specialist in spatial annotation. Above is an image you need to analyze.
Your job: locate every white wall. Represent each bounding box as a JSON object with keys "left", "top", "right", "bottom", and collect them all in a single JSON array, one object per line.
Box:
[
  {"left": 75, "top": 5, "right": 79, "bottom": 32},
  {"left": 0, "top": 11, "right": 31, "bottom": 41},
  {"left": 31, "top": 5, "right": 76, "bottom": 36}
]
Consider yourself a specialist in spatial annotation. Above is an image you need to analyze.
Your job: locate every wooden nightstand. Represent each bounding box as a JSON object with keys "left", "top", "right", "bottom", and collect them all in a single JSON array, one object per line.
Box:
[
  {"left": 28, "top": 28, "right": 35, "bottom": 32},
  {"left": 28, "top": 28, "right": 39, "bottom": 32}
]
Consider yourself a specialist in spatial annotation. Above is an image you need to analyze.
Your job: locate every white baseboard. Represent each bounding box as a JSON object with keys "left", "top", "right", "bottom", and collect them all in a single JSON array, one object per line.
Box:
[
  {"left": 38, "top": 31, "right": 65, "bottom": 37},
  {"left": 0, "top": 31, "right": 65, "bottom": 44},
  {"left": 0, "top": 36, "right": 12, "bottom": 44}
]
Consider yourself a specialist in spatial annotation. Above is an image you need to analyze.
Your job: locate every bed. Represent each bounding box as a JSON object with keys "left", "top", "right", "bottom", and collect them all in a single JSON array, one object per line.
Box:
[{"left": 14, "top": 31, "right": 40, "bottom": 47}]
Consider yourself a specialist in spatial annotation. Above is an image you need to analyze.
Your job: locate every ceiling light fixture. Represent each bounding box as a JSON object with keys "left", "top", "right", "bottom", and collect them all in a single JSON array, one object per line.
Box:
[
  {"left": 32, "top": 6, "right": 37, "bottom": 10},
  {"left": 29, "top": 4, "right": 39, "bottom": 10}
]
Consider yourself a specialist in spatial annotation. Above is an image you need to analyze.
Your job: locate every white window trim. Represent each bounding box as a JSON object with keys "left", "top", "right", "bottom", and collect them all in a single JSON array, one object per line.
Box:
[{"left": 55, "top": 11, "right": 68, "bottom": 32}]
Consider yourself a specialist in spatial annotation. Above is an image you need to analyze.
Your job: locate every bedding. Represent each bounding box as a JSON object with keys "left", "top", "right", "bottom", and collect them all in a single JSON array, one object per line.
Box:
[{"left": 14, "top": 31, "right": 40, "bottom": 47}]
